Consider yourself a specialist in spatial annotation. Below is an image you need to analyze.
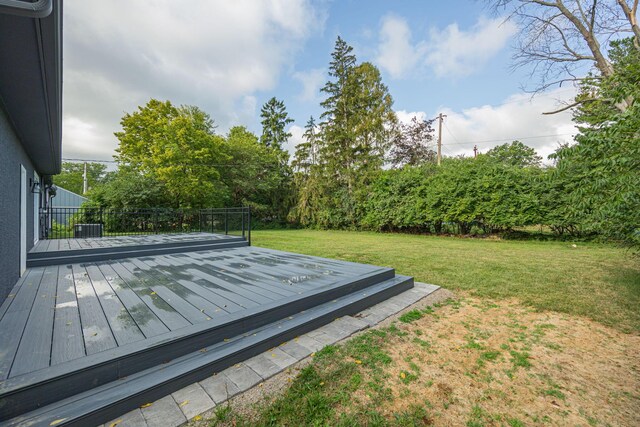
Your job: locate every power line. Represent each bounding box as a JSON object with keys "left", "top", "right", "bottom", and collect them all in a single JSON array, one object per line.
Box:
[{"left": 443, "top": 122, "right": 461, "bottom": 144}]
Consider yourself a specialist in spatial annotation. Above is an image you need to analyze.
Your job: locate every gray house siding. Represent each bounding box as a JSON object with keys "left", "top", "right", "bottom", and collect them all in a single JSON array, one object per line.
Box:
[
  {"left": 51, "top": 187, "right": 88, "bottom": 226},
  {"left": 52, "top": 187, "right": 88, "bottom": 208},
  {"left": 0, "top": 103, "right": 37, "bottom": 304}
]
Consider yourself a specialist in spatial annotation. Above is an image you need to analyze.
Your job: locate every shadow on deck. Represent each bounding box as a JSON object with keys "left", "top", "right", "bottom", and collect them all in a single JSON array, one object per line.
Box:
[{"left": 0, "top": 234, "right": 412, "bottom": 426}]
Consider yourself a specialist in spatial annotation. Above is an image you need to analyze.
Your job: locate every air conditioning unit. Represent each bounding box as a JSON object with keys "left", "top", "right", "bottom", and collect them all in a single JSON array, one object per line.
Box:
[{"left": 74, "top": 223, "right": 103, "bottom": 238}]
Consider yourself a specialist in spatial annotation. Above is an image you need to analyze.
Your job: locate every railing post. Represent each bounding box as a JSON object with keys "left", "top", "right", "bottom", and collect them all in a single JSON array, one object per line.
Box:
[
  {"left": 224, "top": 209, "right": 228, "bottom": 235},
  {"left": 154, "top": 208, "right": 158, "bottom": 234},
  {"left": 99, "top": 207, "right": 104, "bottom": 237},
  {"left": 241, "top": 208, "right": 245, "bottom": 239},
  {"left": 247, "top": 206, "right": 251, "bottom": 246}
]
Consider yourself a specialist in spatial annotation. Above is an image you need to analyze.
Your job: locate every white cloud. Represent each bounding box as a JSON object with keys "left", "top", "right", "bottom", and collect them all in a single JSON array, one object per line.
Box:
[
  {"left": 396, "top": 110, "right": 428, "bottom": 124},
  {"left": 62, "top": 0, "right": 323, "bottom": 160},
  {"left": 285, "top": 124, "right": 305, "bottom": 158},
  {"left": 375, "top": 15, "right": 516, "bottom": 79},
  {"left": 426, "top": 16, "right": 517, "bottom": 77},
  {"left": 292, "top": 68, "right": 325, "bottom": 102},
  {"left": 396, "top": 87, "right": 578, "bottom": 162},
  {"left": 375, "top": 15, "right": 426, "bottom": 79}
]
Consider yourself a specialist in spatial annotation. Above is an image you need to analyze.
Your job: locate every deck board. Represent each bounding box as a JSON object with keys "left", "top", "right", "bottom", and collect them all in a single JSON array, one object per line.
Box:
[
  {"left": 121, "top": 258, "right": 212, "bottom": 324},
  {"left": 186, "top": 266, "right": 272, "bottom": 306},
  {"left": 97, "top": 263, "right": 170, "bottom": 338},
  {"left": 51, "top": 265, "right": 86, "bottom": 366},
  {"left": 0, "top": 268, "right": 45, "bottom": 379},
  {"left": 85, "top": 265, "right": 146, "bottom": 346},
  {"left": 111, "top": 261, "right": 191, "bottom": 331},
  {"left": 190, "top": 258, "right": 302, "bottom": 298},
  {"left": 11, "top": 266, "right": 59, "bottom": 377},
  {"left": 159, "top": 255, "right": 262, "bottom": 309},
  {"left": 72, "top": 264, "right": 118, "bottom": 355},
  {"left": 134, "top": 257, "right": 230, "bottom": 317},
  {"left": 183, "top": 251, "right": 308, "bottom": 296}
]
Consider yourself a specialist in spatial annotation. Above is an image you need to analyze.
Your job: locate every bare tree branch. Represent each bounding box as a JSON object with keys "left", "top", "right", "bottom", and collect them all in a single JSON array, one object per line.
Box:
[
  {"left": 542, "top": 97, "right": 598, "bottom": 113},
  {"left": 490, "top": 0, "right": 637, "bottom": 112}
]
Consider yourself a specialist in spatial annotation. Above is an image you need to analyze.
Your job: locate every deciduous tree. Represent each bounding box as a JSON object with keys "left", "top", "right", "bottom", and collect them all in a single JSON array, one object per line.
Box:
[
  {"left": 114, "top": 99, "right": 228, "bottom": 208},
  {"left": 54, "top": 162, "right": 107, "bottom": 195}
]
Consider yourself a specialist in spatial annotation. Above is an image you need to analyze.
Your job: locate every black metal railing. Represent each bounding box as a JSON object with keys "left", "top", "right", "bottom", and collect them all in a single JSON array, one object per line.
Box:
[{"left": 40, "top": 206, "right": 251, "bottom": 243}]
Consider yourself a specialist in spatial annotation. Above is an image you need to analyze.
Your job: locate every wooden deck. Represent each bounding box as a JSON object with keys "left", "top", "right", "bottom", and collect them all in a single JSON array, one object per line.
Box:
[
  {"left": 26, "top": 232, "right": 248, "bottom": 268},
  {"left": 0, "top": 235, "right": 412, "bottom": 425},
  {"left": 0, "top": 247, "right": 384, "bottom": 380}
]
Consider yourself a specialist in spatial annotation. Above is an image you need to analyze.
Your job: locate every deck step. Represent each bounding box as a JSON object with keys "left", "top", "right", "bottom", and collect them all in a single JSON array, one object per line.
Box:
[
  {"left": 1, "top": 275, "right": 413, "bottom": 427},
  {"left": 0, "top": 268, "right": 396, "bottom": 420},
  {"left": 26, "top": 239, "right": 249, "bottom": 267}
]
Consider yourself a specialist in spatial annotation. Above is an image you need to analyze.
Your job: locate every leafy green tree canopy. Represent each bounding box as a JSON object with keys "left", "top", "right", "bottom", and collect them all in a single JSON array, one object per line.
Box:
[
  {"left": 485, "top": 141, "right": 543, "bottom": 168},
  {"left": 53, "top": 162, "right": 107, "bottom": 195},
  {"left": 114, "top": 99, "right": 228, "bottom": 208}
]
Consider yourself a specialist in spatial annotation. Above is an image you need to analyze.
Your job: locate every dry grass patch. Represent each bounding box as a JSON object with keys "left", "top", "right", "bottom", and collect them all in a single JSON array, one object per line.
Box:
[
  {"left": 376, "top": 296, "right": 640, "bottom": 426},
  {"left": 200, "top": 295, "right": 640, "bottom": 427}
]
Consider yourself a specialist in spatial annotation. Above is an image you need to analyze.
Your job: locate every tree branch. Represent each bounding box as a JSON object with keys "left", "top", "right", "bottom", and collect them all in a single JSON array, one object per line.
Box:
[
  {"left": 616, "top": 0, "right": 640, "bottom": 49},
  {"left": 542, "top": 98, "right": 597, "bottom": 114}
]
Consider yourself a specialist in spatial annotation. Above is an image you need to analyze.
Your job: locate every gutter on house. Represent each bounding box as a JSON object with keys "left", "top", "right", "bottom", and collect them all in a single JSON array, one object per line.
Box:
[{"left": 0, "top": 0, "right": 52, "bottom": 18}]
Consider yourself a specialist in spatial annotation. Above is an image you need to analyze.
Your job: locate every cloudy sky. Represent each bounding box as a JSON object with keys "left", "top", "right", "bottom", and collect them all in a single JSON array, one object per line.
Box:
[{"left": 62, "top": 0, "right": 579, "bottom": 164}]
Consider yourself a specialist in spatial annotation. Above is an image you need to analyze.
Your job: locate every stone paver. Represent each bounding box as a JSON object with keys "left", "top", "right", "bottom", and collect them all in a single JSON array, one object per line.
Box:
[
  {"left": 333, "top": 315, "right": 369, "bottom": 333},
  {"left": 106, "top": 282, "right": 441, "bottom": 426},
  {"left": 279, "top": 340, "right": 313, "bottom": 359},
  {"left": 199, "top": 372, "right": 241, "bottom": 404},
  {"left": 171, "top": 383, "right": 215, "bottom": 420},
  {"left": 140, "top": 395, "right": 186, "bottom": 427},
  {"left": 266, "top": 347, "right": 299, "bottom": 369},
  {"left": 105, "top": 408, "right": 147, "bottom": 427},
  {"left": 310, "top": 330, "right": 341, "bottom": 346},
  {"left": 244, "top": 353, "right": 282, "bottom": 379},
  {"left": 294, "top": 334, "right": 324, "bottom": 352},
  {"left": 224, "top": 363, "right": 262, "bottom": 391}
]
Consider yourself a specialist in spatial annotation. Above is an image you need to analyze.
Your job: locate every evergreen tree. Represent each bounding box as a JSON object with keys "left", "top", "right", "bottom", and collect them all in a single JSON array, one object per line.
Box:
[
  {"left": 291, "top": 116, "right": 322, "bottom": 225},
  {"left": 258, "top": 97, "right": 295, "bottom": 223},
  {"left": 260, "top": 97, "right": 294, "bottom": 163},
  {"left": 292, "top": 116, "right": 317, "bottom": 175},
  {"left": 312, "top": 37, "right": 396, "bottom": 227}
]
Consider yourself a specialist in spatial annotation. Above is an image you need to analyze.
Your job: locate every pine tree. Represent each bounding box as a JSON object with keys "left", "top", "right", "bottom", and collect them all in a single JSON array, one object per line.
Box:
[
  {"left": 292, "top": 116, "right": 317, "bottom": 175},
  {"left": 260, "top": 97, "right": 294, "bottom": 161},
  {"left": 259, "top": 97, "right": 295, "bottom": 223},
  {"left": 312, "top": 37, "right": 396, "bottom": 227}
]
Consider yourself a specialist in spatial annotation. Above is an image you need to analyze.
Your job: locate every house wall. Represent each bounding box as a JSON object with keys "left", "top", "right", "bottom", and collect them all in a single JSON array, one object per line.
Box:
[{"left": 0, "top": 103, "right": 37, "bottom": 305}]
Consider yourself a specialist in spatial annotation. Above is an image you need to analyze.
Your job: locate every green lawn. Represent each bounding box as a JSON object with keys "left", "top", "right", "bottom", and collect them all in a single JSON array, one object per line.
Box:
[{"left": 253, "top": 230, "right": 640, "bottom": 333}]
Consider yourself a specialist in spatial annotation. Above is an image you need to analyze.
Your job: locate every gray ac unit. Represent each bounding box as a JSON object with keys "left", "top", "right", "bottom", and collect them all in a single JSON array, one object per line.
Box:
[{"left": 74, "top": 223, "right": 103, "bottom": 238}]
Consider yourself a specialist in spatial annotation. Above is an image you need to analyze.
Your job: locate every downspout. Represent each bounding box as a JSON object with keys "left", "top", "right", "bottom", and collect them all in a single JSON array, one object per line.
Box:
[{"left": 0, "top": 0, "right": 52, "bottom": 18}]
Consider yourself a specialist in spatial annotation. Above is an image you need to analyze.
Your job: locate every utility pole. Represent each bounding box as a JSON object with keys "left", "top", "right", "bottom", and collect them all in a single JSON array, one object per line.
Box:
[
  {"left": 437, "top": 113, "right": 446, "bottom": 166},
  {"left": 82, "top": 161, "right": 88, "bottom": 194},
  {"left": 473, "top": 145, "right": 478, "bottom": 158}
]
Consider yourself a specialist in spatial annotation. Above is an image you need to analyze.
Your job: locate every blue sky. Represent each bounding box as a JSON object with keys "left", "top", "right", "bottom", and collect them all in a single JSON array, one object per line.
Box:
[
  {"left": 277, "top": 0, "right": 519, "bottom": 115},
  {"left": 62, "top": 0, "right": 578, "bottom": 164}
]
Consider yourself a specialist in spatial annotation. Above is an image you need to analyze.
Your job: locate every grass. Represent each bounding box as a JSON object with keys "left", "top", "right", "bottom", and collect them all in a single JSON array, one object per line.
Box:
[
  {"left": 252, "top": 229, "right": 640, "bottom": 333},
  {"left": 198, "top": 297, "right": 639, "bottom": 427}
]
